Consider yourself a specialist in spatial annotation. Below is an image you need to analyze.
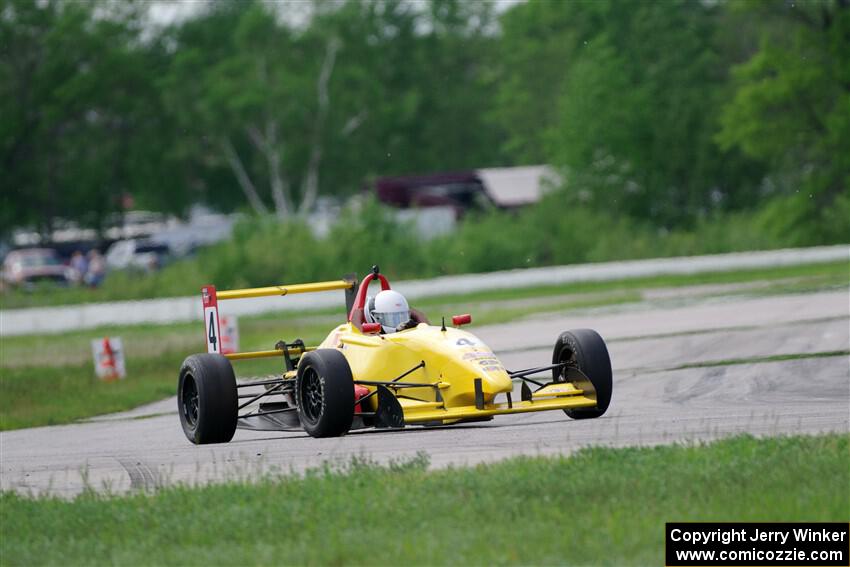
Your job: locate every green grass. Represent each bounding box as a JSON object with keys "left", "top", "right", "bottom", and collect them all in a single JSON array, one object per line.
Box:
[
  {"left": 1, "top": 434, "right": 847, "bottom": 565},
  {"left": 0, "top": 353, "right": 179, "bottom": 430}
]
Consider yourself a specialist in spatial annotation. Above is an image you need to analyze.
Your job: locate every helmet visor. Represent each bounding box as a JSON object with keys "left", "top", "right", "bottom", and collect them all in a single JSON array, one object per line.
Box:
[{"left": 374, "top": 310, "right": 408, "bottom": 330}]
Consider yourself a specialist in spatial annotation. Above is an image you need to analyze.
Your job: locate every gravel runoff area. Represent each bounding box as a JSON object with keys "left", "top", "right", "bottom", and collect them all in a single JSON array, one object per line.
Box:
[
  {"left": 1, "top": 244, "right": 847, "bottom": 336},
  {"left": 1, "top": 288, "right": 847, "bottom": 497}
]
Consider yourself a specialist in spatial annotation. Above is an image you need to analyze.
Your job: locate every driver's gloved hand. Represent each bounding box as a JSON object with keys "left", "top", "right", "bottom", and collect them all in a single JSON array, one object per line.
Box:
[{"left": 397, "top": 318, "right": 417, "bottom": 331}]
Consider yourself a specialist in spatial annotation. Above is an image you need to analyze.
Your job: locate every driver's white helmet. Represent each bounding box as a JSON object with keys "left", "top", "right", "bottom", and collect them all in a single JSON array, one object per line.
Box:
[{"left": 368, "top": 289, "right": 410, "bottom": 333}]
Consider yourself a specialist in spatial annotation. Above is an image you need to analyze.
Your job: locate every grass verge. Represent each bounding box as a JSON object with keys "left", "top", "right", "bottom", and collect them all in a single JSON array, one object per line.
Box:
[
  {"left": 2, "top": 434, "right": 847, "bottom": 565},
  {"left": 0, "top": 353, "right": 180, "bottom": 430}
]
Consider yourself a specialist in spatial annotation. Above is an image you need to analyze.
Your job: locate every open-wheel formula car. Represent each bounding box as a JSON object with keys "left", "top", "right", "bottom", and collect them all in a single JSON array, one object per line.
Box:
[{"left": 177, "top": 267, "right": 612, "bottom": 444}]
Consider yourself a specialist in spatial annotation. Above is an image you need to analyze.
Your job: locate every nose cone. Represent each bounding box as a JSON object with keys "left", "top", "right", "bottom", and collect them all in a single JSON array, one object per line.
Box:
[{"left": 437, "top": 328, "right": 513, "bottom": 394}]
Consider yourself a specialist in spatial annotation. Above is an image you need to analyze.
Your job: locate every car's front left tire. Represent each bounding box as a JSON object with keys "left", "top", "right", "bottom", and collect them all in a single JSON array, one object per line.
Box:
[{"left": 178, "top": 354, "right": 238, "bottom": 444}]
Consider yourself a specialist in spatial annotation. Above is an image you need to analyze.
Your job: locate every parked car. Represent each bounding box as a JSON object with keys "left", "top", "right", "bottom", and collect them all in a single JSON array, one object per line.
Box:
[
  {"left": 1, "top": 248, "right": 75, "bottom": 289},
  {"left": 105, "top": 239, "right": 171, "bottom": 272}
]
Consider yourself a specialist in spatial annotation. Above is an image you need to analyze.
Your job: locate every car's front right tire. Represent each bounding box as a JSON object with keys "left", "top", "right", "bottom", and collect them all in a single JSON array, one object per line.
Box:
[
  {"left": 296, "top": 349, "right": 355, "bottom": 438},
  {"left": 552, "top": 329, "right": 612, "bottom": 419}
]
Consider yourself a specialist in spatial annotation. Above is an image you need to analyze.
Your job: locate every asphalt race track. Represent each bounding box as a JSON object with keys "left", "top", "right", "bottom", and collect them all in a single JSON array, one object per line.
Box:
[{"left": 2, "top": 289, "right": 848, "bottom": 497}]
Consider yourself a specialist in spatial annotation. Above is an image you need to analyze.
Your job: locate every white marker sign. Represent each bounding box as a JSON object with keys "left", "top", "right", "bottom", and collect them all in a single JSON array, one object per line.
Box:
[{"left": 91, "top": 337, "right": 126, "bottom": 381}]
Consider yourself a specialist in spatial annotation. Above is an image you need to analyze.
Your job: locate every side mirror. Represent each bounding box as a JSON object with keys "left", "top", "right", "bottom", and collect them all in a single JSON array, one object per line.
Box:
[
  {"left": 452, "top": 314, "right": 472, "bottom": 327},
  {"left": 362, "top": 322, "right": 381, "bottom": 334}
]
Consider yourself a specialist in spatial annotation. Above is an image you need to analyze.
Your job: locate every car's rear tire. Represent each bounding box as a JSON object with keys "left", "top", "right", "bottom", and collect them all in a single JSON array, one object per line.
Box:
[
  {"left": 552, "top": 329, "right": 612, "bottom": 419},
  {"left": 178, "top": 354, "right": 238, "bottom": 444},
  {"left": 296, "top": 349, "right": 355, "bottom": 438}
]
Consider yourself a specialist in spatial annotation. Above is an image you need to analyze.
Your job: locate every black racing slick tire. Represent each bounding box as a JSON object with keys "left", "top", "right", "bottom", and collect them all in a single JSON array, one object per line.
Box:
[
  {"left": 296, "top": 349, "right": 355, "bottom": 438},
  {"left": 178, "top": 354, "right": 238, "bottom": 444},
  {"left": 552, "top": 329, "right": 612, "bottom": 419}
]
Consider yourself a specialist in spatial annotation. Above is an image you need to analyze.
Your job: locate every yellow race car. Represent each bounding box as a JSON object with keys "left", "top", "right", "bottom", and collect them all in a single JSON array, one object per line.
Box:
[{"left": 178, "top": 267, "right": 612, "bottom": 444}]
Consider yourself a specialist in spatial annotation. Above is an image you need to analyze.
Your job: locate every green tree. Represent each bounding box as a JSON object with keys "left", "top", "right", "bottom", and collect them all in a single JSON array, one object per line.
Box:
[
  {"left": 161, "top": 1, "right": 343, "bottom": 218},
  {"left": 491, "top": 0, "right": 596, "bottom": 163},
  {"left": 494, "top": 0, "right": 767, "bottom": 228},
  {"left": 0, "top": 0, "right": 179, "bottom": 235},
  {"left": 717, "top": 0, "right": 850, "bottom": 243}
]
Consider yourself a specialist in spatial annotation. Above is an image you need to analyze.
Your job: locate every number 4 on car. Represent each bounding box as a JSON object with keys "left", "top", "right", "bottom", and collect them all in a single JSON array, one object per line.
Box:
[{"left": 177, "top": 267, "right": 613, "bottom": 444}]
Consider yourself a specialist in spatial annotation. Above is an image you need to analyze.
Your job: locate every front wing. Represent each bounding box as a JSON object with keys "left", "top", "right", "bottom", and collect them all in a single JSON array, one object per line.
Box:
[{"left": 395, "top": 380, "right": 596, "bottom": 425}]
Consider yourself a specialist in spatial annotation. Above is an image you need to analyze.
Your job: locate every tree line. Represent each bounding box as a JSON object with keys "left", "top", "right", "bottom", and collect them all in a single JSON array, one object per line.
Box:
[{"left": 2, "top": 0, "right": 848, "bottom": 241}]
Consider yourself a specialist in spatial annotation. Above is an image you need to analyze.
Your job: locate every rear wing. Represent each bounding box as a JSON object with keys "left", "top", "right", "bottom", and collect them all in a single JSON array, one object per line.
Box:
[{"left": 201, "top": 275, "right": 358, "bottom": 362}]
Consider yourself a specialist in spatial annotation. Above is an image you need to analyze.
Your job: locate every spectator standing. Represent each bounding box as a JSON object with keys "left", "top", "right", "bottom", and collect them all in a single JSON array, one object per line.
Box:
[
  {"left": 69, "top": 250, "right": 88, "bottom": 284},
  {"left": 85, "top": 250, "right": 106, "bottom": 288}
]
